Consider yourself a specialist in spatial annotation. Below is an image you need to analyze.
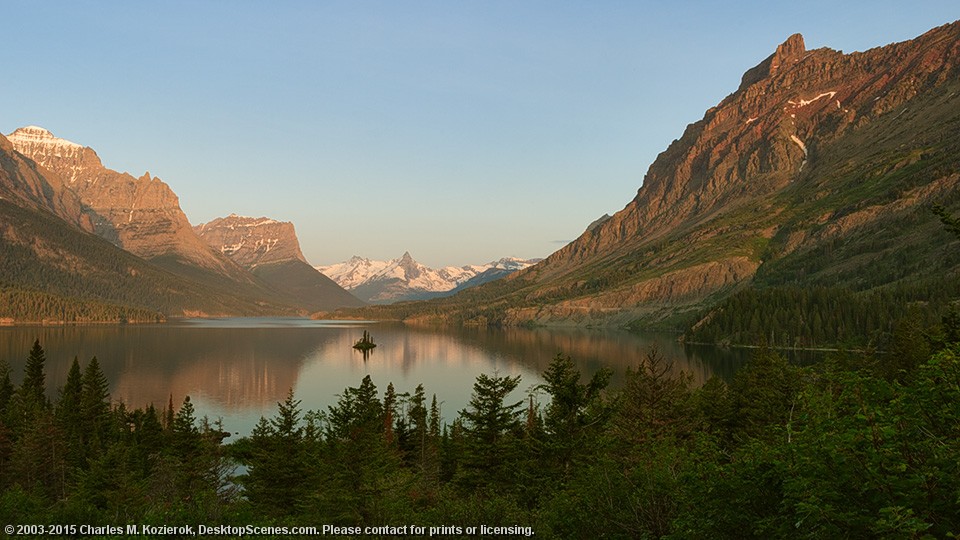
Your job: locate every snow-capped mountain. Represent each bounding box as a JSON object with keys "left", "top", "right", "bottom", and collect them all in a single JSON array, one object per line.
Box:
[{"left": 316, "top": 252, "right": 540, "bottom": 303}]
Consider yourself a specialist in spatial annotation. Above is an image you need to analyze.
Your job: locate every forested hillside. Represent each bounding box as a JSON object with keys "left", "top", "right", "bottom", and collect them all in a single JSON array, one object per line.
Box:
[{"left": 0, "top": 199, "right": 295, "bottom": 322}]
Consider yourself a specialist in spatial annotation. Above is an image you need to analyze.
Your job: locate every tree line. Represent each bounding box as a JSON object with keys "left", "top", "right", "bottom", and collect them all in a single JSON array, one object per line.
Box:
[
  {"left": 685, "top": 282, "right": 960, "bottom": 349},
  {"left": 0, "top": 288, "right": 164, "bottom": 324},
  {"left": 1, "top": 325, "right": 958, "bottom": 537}
]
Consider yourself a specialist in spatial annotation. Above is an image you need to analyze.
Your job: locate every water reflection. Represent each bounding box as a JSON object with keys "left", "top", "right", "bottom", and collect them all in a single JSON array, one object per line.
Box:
[{"left": 0, "top": 319, "right": 768, "bottom": 436}]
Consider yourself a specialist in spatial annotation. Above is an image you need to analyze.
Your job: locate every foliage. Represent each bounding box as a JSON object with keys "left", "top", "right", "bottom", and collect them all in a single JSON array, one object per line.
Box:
[
  {"left": 685, "top": 283, "right": 960, "bottom": 348},
  {"left": 2, "top": 329, "right": 959, "bottom": 537}
]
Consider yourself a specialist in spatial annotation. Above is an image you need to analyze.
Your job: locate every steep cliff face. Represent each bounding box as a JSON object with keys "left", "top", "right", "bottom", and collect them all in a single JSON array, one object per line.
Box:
[
  {"left": 352, "top": 21, "right": 960, "bottom": 326},
  {"left": 196, "top": 214, "right": 364, "bottom": 311},
  {"left": 0, "top": 132, "right": 90, "bottom": 231},
  {"left": 195, "top": 214, "right": 307, "bottom": 268},
  {"left": 1, "top": 131, "right": 322, "bottom": 317},
  {"left": 552, "top": 23, "right": 960, "bottom": 269},
  {"left": 6, "top": 127, "right": 238, "bottom": 274}
]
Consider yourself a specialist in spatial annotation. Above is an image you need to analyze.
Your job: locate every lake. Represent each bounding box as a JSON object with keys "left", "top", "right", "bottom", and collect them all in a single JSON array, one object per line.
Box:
[{"left": 0, "top": 318, "right": 765, "bottom": 438}]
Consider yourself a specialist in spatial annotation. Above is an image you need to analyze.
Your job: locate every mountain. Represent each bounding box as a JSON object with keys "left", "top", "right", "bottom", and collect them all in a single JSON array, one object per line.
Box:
[
  {"left": 0, "top": 133, "right": 306, "bottom": 321},
  {"left": 316, "top": 253, "right": 539, "bottom": 304},
  {"left": 339, "top": 21, "right": 960, "bottom": 327},
  {"left": 195, "top": 214, "right": 363, "bottom": 311},
  {"left": 6, "top": 127, "right": 249, "bottom": 282},
  {"left": 0, "top": 131, "right": 90, "bottom": 231},
  {"left": 1, "top": 130, "right": 325, "bottom": 320}
]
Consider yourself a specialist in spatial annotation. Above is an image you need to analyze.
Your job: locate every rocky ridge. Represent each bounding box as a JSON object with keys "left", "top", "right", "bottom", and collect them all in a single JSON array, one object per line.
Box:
[
  {"left": 346, "top": 21, "right": 960, "bottom": 326},
  {"left": 0, "top": 131, "right": 91, "bottom": 231},
  {"left": 6, "top": 126, "right": 238, "bottom": 274}
]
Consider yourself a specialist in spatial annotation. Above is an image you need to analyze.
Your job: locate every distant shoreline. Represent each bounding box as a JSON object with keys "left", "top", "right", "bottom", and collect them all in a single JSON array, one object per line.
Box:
[{"left": 0, "top": 318, "right": 165, "bottom": 327}]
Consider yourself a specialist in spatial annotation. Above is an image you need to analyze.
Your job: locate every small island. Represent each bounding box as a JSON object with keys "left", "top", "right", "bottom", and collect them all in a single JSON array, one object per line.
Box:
[{"left": 353, "top": 330, "right": 377, "bottom": 352}]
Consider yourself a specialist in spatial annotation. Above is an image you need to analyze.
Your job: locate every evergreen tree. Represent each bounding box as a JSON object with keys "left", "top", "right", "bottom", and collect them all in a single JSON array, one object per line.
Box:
[
  {"left": 0, "top": 358, "right": 16, "bottom": 417},
  {"left": 172, "top": 396, "right": 200, "bottom": 454},
  {"left": 80, "top": 356, "right": 111, "bottom": 452},
  {"left": 19, "top": 339, "right": 48, "bottom": 413},
  {"left": 457, "top": 372, "right": 524, "bottom": 491},
  {"left": 537, "top": 354, "right": 612, "bottom": 485},
  {"left": 244, "top": 390, "right": 313, "bottom": 518},
  {"left": 382, "top": 382, "right": 397, "bottom": 445},
  {"left": 727, "top": 346, "right": 801, "bottom": 441},
  {"left": 56, "top": 357, "right": 85, "bottom": 468},
  {"left": 613, "top": 348, "right": 694, "bottom": 446}
]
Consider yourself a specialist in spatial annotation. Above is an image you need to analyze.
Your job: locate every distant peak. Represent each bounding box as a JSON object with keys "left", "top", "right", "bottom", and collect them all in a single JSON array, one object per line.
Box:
[
  {"left": 7, "top": 125, "right": 83, "bottom": 149},
  {"left": 400, "top": 251, "right": 414, "bottom": 261}
]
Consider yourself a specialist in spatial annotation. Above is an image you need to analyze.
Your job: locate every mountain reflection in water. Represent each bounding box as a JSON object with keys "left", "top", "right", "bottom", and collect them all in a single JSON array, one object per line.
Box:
[{"left": 0, "top": 318, "right": 774, "bottom": 436}]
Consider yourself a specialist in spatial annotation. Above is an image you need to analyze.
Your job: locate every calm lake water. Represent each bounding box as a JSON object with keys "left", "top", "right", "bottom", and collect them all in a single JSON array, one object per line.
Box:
[{"left": 0, "top": 318, "right": 772, "bottom": 438}]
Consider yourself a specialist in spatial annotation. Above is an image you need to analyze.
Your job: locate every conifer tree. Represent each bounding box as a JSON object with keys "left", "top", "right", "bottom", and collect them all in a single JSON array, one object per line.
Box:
[
  {"left": 246, "top": 390, "right": 313, "bottom": 518},
  {"left": 20, "top": 339, "right": 48, "bottom": 412},
  {"left": 56, "top": 357, "right": 85, "bottom": 467},
  {"left": 0, "top": 358, "right": 15, "bottom": 416},
  {"left": 457, "top": 372, "right": 524, "bottom": 490},
  {"left": 81, "top": 356, "right": 111, "bottom": 452},
  {"left": 538, "top": 354, "right": 611, "bottom": 483},
  {"left": 382, "top": 382, "right": 397, "bottom": 445}
]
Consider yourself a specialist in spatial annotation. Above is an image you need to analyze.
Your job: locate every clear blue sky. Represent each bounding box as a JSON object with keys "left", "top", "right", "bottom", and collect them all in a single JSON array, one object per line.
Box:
[{"left": 3, "top": 2, "right": 957, "bottom": 267}]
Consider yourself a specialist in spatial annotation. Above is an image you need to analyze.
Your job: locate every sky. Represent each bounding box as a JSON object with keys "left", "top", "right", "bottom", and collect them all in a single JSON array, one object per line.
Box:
[{"left": 3, "top": 1, "right": 958, "bottom": 267}]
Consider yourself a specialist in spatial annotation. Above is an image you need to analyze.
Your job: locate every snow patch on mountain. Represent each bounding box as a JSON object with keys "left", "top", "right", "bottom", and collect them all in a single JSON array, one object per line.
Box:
[
  {"left": 6, "top": 126, "right": 89, "bottom": 183},
  {"left": 316, "top": 253, "right": 540, "bottom": 302}
]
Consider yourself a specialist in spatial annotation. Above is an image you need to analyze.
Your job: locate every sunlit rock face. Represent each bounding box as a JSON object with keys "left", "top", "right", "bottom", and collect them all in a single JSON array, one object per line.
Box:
[
  {"left": 195, "top": 214, "right": 307, "bottom": 268},
  {"left": 7, "top": 126, "right": 236, "bottom": 273}
]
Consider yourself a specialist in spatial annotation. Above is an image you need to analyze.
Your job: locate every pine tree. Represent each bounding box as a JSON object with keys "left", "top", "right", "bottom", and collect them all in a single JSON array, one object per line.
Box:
[
  {"left": 0, "top": 358, "right": 15, "bottom": 416},
  {"left": 457, "top": 372, "right": 524, "bottom": 490},
  {"left": 382, "top": 383, "right": 397, "bottom": 445},
  {"left": 20, "top": 339, "right": 48, "bottom": 413},
  {"left": 56, "top": 357, "right": 85, "bottom": 467},
  {"left": 81, "top": 356, "right": 111, "bottom": 453},
  {"left": 538, "top": 354, "right": 611, "bottom": 483},
  {"left": 245, "top": 390, "right": 312, "bottom": 518}
]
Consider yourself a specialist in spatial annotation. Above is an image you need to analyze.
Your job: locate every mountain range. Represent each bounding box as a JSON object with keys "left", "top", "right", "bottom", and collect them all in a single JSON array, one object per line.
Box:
[
  {"left": 4, "top": 21, "right": 960, "bottom": 330},
  {"left": 316, "top": 253, "right": 539, "bottom": 303},
  {"left": 338, "top": 21, "right": 960, "bottom": 328},
  {"left": 0, "top": 127, "right": 361, "bottom": 321}
]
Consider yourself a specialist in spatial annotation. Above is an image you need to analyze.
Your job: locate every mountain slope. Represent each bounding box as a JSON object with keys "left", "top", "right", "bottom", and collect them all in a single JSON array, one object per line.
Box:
[
  {"left": 195, "top": 214, "right": 364, "bottom": 310},
  {"left": 0, "top": 197, "right": 296, "bottom": 321},
  {"left": 6, "top": 127, "right": 253, "bottom": 283},
  {"left": 0, "top": 132, "right": 90, "bottom": 231},
  {"left": 340, "top": 21, "right": 960, "bottom": 327},
  {"left": 1, "top": 133, "right": 307, "bottom": 319}
]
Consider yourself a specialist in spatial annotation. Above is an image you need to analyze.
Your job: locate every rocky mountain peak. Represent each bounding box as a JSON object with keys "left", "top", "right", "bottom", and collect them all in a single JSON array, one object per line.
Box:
[
  {"left": 195, "top": 214, "right": 307, "bottom": 268},
  {"left": 481, "top": 20, "right": 960, "bottom": 326},
  {"left": 7, "top": 126, "right": 238, "bottom": 272},
  {"left": 738, "top": 32, "right": 810, "bottom": 91},
  {"left": 771, "top": 33, "right": 805, "bottom": 72},
  {"left": 9, "top": 126, "right": 71, "bottom": 144},
  {"left": 397, "top": 251, "right": 422, "bottom": 279},
  {"left": 317, "top": 253, "right": 539, "bottom": 303},
  {"left": 6, "top": 125, "right": 103, "bottom": 182}
]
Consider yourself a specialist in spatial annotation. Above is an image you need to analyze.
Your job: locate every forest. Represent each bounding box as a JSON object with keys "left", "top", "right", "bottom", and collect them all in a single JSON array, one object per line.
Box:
[{"left": 0, "top": 310, "right": 958, "bottom": 538}]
